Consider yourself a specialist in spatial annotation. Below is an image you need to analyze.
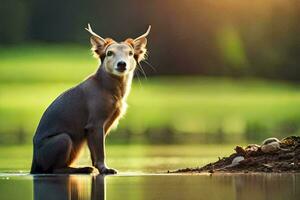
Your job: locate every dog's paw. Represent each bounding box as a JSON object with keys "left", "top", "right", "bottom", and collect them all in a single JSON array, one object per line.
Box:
[{"left": 98, "top": 166, "right": 118, "bottom": 174}]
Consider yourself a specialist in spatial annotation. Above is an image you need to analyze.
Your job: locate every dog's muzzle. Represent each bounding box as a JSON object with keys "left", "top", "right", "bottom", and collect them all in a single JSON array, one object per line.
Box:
[{"left": 116, "top": 61, "right": 127, "bottom": 72}]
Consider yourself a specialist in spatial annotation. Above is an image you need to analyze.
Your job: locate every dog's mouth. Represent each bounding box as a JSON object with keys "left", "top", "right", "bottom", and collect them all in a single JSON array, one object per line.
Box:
[
  {"left": 110, "top": 68, "right": 128, "bottom": 77},
  {"left": 115, "top": 66, "right": 127, "bottom": 73}
]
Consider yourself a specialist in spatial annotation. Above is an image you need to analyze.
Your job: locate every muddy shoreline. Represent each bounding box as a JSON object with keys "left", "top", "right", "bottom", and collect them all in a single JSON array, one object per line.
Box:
[{"left": 171, "top": 136, "right": 300, "bottom": 174}]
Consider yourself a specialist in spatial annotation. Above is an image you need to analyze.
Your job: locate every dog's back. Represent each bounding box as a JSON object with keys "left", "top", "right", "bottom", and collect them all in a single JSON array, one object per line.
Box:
[{"left": 31, "top": 84, "right": 88, "bottom": 173}]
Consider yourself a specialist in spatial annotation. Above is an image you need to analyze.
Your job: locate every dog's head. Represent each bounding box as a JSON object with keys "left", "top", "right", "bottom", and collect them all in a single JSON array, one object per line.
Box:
[{"left": 86, "top": 24, "right": 150, "bottom": 77}]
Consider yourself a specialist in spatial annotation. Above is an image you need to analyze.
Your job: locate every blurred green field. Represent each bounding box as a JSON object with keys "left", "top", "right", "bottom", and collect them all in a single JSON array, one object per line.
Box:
[{"left": 0, "top": 45, "right": 300, "bottom": 144}]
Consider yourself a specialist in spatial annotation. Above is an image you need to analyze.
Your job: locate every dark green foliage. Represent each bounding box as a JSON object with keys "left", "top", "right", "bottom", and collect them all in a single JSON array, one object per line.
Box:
[{"left": 0, "top": 1, "right": 300, "bottom": 80}]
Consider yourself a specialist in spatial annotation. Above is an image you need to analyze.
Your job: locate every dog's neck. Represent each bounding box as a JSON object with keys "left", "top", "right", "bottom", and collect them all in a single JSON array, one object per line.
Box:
[{"left": 95, "top": 64, "right": 133, "bottom": 100}]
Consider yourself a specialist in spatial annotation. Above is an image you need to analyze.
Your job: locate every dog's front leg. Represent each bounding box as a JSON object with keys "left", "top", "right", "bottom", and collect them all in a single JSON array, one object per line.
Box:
[{"left": 86, "top": 123, "right": 117, "bottom": 174}]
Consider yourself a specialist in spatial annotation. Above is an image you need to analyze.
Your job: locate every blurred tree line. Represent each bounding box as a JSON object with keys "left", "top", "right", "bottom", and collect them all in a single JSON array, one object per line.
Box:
[{"left": 0, "top": 0, "right": 299, "bottom": 81}]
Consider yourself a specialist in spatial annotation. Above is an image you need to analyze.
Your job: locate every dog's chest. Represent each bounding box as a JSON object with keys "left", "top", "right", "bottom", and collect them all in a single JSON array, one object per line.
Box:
[
  {"left": 108, "top": 83, "right": 130, "bottom": 119},
  {"left": 103, "top": 94, "right": 128, "bottom": 133},
  {"left": 109, "top": 96, "right": 127, "bottom": 117},
  {"left": 100, "top": 78, "right": 132, "bottom": 133}
]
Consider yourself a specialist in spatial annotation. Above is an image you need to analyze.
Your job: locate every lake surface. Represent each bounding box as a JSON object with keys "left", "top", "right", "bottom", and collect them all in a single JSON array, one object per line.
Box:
[
  {"left": 0, "top": 144, "right": 299, "bottom": 200},
  {"left": 0, "top": 144, "right": 235, "bottom": 173},
  {"left": 0, "top": 173, "right": 299, "bottom": 200}
]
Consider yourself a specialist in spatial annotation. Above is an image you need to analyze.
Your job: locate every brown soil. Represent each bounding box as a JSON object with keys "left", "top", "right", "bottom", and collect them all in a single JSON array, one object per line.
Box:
[{"left": 171, "top": 136, "right": 300, "bottom": 173}]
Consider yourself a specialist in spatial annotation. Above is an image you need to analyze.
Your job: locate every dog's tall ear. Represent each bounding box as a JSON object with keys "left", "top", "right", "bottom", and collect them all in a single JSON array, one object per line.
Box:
[
  {"left": 129, "top": 25, "right": 151, "bottom": 62},
  {"left": 85, "top": 24, "right": 113, "bottom": 58}
]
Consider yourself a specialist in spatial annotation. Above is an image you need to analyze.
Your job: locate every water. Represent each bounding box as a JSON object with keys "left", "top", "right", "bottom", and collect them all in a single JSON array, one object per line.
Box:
[
  {"left": 0, "top": 173, "right": 299, "bottom": 200},
  {"left": 0, "top": 145, "right": 299, "bottom": 199}
]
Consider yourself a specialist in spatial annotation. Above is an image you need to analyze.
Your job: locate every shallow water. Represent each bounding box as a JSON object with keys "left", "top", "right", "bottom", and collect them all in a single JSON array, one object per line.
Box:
[
  {"left": 0, "top": 144, "right": 235, "bottom": 173},
  {"left": 1, "top": 145, "right": 300, "bottom": 199},
  {"left": 0, "top": 173, "right": 299, "bottom": 200}
]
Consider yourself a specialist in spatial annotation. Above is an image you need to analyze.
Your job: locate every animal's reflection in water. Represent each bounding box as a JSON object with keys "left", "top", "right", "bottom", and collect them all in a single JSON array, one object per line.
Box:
[{"left": 33, "top": 175, "right": 105, "bottom": 200}]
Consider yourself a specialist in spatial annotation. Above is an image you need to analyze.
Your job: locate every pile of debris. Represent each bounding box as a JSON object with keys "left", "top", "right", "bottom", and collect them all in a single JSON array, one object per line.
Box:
[{"left": 173, "top": 136, "right": 300, "bottom": 173}]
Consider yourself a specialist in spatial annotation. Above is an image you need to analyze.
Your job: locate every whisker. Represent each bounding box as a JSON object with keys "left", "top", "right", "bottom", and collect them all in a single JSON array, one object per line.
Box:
[
  {"left": 134, "top": 69, "right": 143, "bottom": 87},
  {"left": 137, "top": 66, "right": 146, "bottom": 80},
  {"left": 136, "top": 66, "right": 143, "bottom": 76},
  {"left": 142, "top": 60, "right": 157, "bottom": 72},
  {"left": 138, "top": 63, "right": 148, "bottom": 80}
]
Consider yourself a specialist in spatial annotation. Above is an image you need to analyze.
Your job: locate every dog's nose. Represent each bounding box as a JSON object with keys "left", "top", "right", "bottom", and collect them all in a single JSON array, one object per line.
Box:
[{"left": 116, "top": 61, "right": 127, "bottom": 72}]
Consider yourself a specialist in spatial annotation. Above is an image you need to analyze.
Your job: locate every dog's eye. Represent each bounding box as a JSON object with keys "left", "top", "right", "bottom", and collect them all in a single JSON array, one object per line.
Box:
[
  {"left": 129, "top": 51, "right": 133, "bottom": 56},
  {"left": 107, "top": 51, "right": 113, "bottom": 56}
]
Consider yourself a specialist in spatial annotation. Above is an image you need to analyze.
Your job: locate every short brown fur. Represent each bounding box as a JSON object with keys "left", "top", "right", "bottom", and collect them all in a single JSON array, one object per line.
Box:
[{"left": 30, "top": 25, "right": 150, "bottom": 174}]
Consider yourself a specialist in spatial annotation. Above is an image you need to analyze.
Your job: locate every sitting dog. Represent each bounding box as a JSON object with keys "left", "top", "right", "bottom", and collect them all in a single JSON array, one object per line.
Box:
[{"left": 30, "top": 24, "right": 151, "bottom": 174}]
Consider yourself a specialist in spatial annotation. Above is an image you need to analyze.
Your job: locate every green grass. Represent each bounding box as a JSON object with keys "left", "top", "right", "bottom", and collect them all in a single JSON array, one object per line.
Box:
[
  {"left": 0, "top": 44, "right": 300, "bottom": 144},
  {"left": 0, "top": 44, "right": 97, "bottom": 83}
]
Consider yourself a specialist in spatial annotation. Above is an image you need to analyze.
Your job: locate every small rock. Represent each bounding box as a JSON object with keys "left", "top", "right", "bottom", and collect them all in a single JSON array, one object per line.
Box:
[
  {"left": 226, "top": 156, "right": 245, "bottom": 168},
  {"left": 262, "top": 137, "right": 280, "bottom": 145},
  {"left": 261, "top": 141, "right": 280, "bottom": 153}
]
